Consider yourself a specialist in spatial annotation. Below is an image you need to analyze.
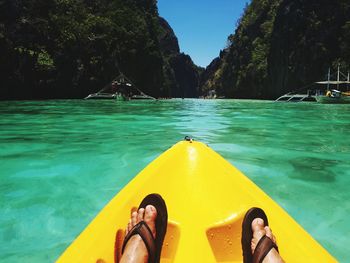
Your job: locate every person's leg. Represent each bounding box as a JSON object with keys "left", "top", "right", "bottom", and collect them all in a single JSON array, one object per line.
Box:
[
  {"left": 120, "top": 205, "right": 157, "bottom": 263},
  {"left": 251, "top": 218, "right": 284, "bottom": 263}
]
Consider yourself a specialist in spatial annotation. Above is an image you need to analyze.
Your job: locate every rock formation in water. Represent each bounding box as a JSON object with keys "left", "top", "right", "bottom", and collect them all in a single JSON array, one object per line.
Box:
[
  {"left": 0, "top": 0, "right": 201, "bottom": 99},
  {"left": 201, "top": 0, "right": 350, "bottom": 99}
]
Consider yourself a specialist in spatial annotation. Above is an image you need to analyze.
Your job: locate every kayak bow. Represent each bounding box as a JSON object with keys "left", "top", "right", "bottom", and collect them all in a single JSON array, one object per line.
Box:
[{"left": 57, "top": 140, "right": 336, "bottom": 262}]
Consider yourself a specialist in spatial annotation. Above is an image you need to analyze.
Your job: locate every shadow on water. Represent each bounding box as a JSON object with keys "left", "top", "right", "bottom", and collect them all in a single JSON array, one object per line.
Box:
[{"left": 289, "top": 157, "right": 338, "bottom": 182}]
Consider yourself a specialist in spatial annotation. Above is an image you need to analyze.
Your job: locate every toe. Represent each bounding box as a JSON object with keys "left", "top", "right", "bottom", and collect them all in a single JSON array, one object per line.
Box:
[
  {"left": 144, "top": 205, "right": 157, "bottom": 238},
  {"left": 251, "top": 218, "right": 266, "bottom": 254},
  {"left": 137, "top": 208, "right": 145, "bottom": 223},
  {"left": 265, "top": 226, "right": 276, "bottom": 243},
  {"left": 252, "top": 218, "right": 264, "bottom": 231},
  {"left": 131, "top": 211, "right": 138, "bottom": 227},
  {"left": 127, "top": 219, "right": 132, "bottom": 233},
  {"left": 252, "top": 218, "right": 266, "bottom": 240},
  {"left": 144, "top": 205, "right": 157, "bottom": 219},
  {"left": 264, "top": 226, "right": 272, "bottom": 238}
]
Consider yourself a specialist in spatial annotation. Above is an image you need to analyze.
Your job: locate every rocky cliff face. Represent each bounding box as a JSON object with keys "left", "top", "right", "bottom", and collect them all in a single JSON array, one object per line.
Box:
[
  {"left": 158, "top": 17, "right": 202, "bottom": 98},
  {"left": 267, "top": 0, "right": 350, "bottom": 98},
  {"left": 168, "top": 53, "right": 201, "bottom": 98},
  {"left": 201, "top": 0, "right": 350, "bottom": 99},
  {"left": 157, "top": 17, "right": 180, "bottom": 55},
  {"left": 0, "top": 0, "right": 201, "bottom": 99}
]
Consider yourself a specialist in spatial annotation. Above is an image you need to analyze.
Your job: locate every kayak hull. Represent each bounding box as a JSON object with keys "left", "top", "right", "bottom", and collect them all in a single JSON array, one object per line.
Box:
[{"left": 57, "top": 141, "right": 336, "bottom": 262}]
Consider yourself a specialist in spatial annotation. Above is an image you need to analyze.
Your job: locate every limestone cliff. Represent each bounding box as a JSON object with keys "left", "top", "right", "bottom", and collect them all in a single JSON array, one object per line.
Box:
[
  {"left": 201, "top": 0, "right": 350, "bottom": 99},
  {"left": 0, "top": 0, "right": 201, "bottom": 99},
  {"left": 158, "top": 17, "right": 202, "bottom": 98}
]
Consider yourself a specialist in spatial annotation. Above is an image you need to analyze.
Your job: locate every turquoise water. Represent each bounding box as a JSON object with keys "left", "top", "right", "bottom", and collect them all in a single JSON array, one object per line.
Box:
[{"left": 0, "top": 99, "right": 349, "bottom": 262}]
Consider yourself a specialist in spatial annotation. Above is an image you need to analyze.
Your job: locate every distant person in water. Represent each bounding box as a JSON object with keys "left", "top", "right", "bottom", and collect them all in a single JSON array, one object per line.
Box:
[{"left": 118, "top": 194, "right": 284, "bottom": 263}]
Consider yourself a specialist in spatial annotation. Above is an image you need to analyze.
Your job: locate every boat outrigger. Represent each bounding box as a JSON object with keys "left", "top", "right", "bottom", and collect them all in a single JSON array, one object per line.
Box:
[
  {"left": 85, "top": 74, "right": 156, "bottom": 101},
  {"left": 276, "top": 65, "right": 350, "bottom": 103},
  {"left": 57, "top": 138, "right": 336, "bottom": 262},
  {"left": 275, "top": 90, "right": 317, "bottom": 102}
]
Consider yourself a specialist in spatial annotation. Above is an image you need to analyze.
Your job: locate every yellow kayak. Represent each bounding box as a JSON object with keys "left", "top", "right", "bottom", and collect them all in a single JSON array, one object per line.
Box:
[{"left": 57, "top": 140, "right": 336, "bottom": 262}]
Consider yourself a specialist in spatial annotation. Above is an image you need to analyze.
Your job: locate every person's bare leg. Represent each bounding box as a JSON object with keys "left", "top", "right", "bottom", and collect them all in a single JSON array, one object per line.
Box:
[
  {"left": 120, "top": 205, "right": 157, "bottom": 263},
  {"left": 251, "top": 218, "right": 285, "bottom": 263}
]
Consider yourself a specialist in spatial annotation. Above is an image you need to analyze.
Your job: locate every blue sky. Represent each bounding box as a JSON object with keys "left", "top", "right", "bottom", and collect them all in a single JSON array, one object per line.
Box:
[{"left": 157, "top": 0, "right": 249, "bottom": 68}]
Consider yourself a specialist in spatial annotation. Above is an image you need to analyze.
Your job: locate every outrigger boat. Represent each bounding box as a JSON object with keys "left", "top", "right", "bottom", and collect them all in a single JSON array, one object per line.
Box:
[
  {"left": 275, "top": 65, "right": 350, "bottom": 103},
  {"left": 315, "top": 66, "right": 350, "bottom": 104},
  {"left": 57, "top": 138, "right": 336, "bottom": 262},
  {"left": 85, "top": 74, "right": 155, "bottom": 101}
]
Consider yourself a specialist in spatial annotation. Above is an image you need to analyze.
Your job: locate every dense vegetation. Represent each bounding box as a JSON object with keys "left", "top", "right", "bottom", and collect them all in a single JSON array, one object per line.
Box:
[
  {"left": 3, "top": 0, "right": 350, "bottom": 100},
  {"left": 202, "top": 0, "right": 350, "bottom": 99},
  {"left": 0, "top": 0, "right": 200, "bottom": 100}
]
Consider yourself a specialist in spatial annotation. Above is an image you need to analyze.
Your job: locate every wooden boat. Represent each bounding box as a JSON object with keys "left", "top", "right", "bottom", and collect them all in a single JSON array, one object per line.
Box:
[
  {"left": 316, "top": 89, "right": 350, "bottom": 104},
  {"left": 85, "top": 74, "right": 155, "bottom": 101},
  {"left": 57, "top": 139, "right": 336, "bottom": 262},
  {"left": 276, "top": 65, "right": 350, "bottom": 103},
  {"left": 315, "top": 66, "right": 350, "bottom": 104}
]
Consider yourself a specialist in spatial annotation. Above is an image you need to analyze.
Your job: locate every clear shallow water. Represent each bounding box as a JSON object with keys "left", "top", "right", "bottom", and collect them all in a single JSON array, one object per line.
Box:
[{"left": 0, "top": 99, "right": 349, "bottom": 262}]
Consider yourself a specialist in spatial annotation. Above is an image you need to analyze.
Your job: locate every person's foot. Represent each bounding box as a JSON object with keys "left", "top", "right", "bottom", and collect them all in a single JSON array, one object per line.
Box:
[
  {"left": 120, "top": 205, "right": 157, "bottom": 263},
  {"left": 251, "top": 218, "right": 284, "bottom": 263}
]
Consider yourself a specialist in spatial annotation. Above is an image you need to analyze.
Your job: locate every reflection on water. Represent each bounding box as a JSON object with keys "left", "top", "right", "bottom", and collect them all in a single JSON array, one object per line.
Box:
[{"left": 0, "top": 99, "right": 349, "bottom": 261}]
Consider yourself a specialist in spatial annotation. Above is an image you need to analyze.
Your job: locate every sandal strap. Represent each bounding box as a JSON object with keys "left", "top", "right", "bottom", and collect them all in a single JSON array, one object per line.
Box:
[
  {"left": 122, "top": 221, "right": 156, "bottom": 263},
  {"left": 253, "top": 235, "right": 279, "bottom": 263}
]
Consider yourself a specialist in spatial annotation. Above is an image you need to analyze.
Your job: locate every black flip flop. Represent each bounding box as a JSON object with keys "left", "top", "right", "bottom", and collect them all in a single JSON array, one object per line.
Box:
[
  {"left": 121, "top": 194, "right": 168, "bottom": 263},
  {"left": 241, "top": 207, "right": 279, "bottom": 263}
]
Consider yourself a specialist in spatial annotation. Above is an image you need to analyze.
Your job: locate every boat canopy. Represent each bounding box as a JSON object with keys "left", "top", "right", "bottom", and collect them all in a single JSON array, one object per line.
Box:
[{"left": 316, "top": 81, "right": 350, "bottom": 84}]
